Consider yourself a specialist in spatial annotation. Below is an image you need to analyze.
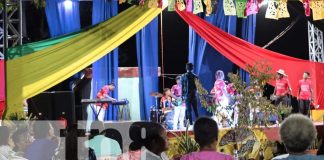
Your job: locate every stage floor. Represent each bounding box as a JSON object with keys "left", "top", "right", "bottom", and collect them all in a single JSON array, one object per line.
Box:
[{"left": 167, "top": 121, "right": 324, "bottom": 141}]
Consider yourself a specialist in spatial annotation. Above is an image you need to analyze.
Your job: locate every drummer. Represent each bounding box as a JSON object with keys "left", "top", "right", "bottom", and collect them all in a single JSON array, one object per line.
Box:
[{"left": 160, "top": 88, "right": 173, "bottom": 110}]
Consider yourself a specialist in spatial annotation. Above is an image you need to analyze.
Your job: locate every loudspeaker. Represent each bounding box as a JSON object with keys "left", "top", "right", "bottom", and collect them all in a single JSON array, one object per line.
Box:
[
  {"left": 52, "top": 91, "right": 75, "bottom": 126},
  {"left": 28, "top": 92, "right": 54, "bottom": 120},
  {"left": 28, "top": 91, "right": 75, "bottom": 125}
]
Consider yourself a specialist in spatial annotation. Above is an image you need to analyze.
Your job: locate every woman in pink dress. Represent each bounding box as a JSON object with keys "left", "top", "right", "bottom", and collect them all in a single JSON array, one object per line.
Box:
[{"left": 211, "top": 70, "right": 229, "bottom": 107}]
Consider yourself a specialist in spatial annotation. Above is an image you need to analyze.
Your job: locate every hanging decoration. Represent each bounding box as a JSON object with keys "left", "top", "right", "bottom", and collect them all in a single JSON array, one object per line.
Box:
[
  {"left": 211, "top": 0, "right": 219, "bottom": 14},
  {"left": 177, "top": 0, "right": 186, "bottom": 11},
  {"left": 193, "top": 0, "right": 204, "bottom": 14},
  {"left": 303, "top": 0, "right": 311, "bottom": 16},
  {"left": 169, "top": 0, "right": 176, "bottom": 11},
  {"left": 148, "top": 0, "right": 159, "bottom": 8},
  {"left": 311, "top": 0, "right": 324, "bottom": 20},
  {"left": 236, "top": 0, "right": 247, "bottom": 18},
  {"left": 245, "top": 0, "right": 260, "bottom": 16},
  {"left": 277, "top": 0, "right": 290, "bottom": 19},
  {"left": 265, "top": 0, "right": 279, "bottom": 19},
  {"left": 204, "top": 0, "right": 213, "bottom": 16},
  {"left": 223, "top": 0, "right": 237, "bottom": 15},
  {"left": 186, "top": 0, "right": 193, "bottom": 12}
]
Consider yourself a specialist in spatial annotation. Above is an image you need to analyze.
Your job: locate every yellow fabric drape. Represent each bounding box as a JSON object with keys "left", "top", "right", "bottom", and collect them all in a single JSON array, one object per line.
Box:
[{"left": 5, "top": 6, "right": 164, "bottom": 118}]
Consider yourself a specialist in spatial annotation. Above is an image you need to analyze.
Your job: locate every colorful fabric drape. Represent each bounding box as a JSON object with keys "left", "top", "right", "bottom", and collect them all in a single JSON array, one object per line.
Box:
[
  {"left": 45, "top": 0, "right": 81, "bottom": 37},
  {"left": 92, "top": 0, "right": 119, "bottom": 120},
  {"left": 0, "top": 60, "right": 4, "bottom": 119},
  {"left": 136, "top": 18, "right": 159, "bottom": 120},
  {"left": 265, "top": 0, "right": 279, "bottom": 19},
  {"left": 177, "top": 10, "right": 324, "bottom": 109},
  {"left": 186, "top": 0, "right": 193, "bottom": 12},
  {"left": 5, "top": 6, "right": 164, "bottom": 118},
  {"left": 245, "top": 0, "right": 259, "bottom": 16},
  {"left": 7, "top": 32, "right": 80, "bottom": 60},
  {"left": 168, "top": 0, "right": 176, "bottom": 11},
  {"left": 189, "top": 0, "right": 237, "bottom": 117},
  {"left": 176, "top": 0, "right": 186, "bottom": 11}
]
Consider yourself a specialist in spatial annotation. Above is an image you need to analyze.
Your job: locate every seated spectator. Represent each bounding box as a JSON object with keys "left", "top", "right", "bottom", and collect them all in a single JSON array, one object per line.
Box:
[
  {"left": 118, "top": 122, "right": 169, "bottom": 160},
  {"left": 0, "top": 126, "right": 27, "bottom": 160},
  {"left": 57, "top": 124, "right": 96, "bottom": 160},
  {"left": 85, "top": 121, "right": 122, "bottom": 158},
  {"left": 12, "top": 127, "right": 33, "bottom": 157},
  {"left": 180, "top": 117, "right": 233, "bottom": 160},
  {"left": 273, "top": 114, "right": 324, "bottom": 160},
  {"left": 24, "top": 121, "right": 58, "bottom": 160}
]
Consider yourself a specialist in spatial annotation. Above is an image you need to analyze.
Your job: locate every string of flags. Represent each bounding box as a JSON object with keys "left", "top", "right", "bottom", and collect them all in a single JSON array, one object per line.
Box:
[{"left": 119, "top": 0, "right": 324, "bottom": 20}]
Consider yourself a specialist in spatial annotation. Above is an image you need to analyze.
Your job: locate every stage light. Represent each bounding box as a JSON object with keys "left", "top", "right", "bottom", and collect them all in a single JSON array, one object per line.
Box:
[
  {"left": 64, "top": 0, "right": 73, "bottom": 10},
  {"left": 260, "top": 0, "right": 268, "bottom": 7}
]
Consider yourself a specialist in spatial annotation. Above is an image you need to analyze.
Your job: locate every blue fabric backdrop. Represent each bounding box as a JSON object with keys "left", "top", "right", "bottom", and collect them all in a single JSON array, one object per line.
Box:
[
  {"left": 45, "top": 0, "right": 80, "bottom": 37},
  {"left": 188, "top": 0, "right": 237, "bottom": 116},
  {"left": 136, "top": 18, "right": 159, "bottom": 120},
  {"left": 92, "top": 0, "right": 119, "bottom": 120},
  {"left": 240, "top": 15, "right": 257, "bottom": 84}
]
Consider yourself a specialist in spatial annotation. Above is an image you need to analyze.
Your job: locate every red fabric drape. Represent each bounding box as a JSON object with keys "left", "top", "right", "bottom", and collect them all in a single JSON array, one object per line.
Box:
[
  {"left": 0, "top": 60, "right": 5, "bottom": 118},
  {"left": 177, "top": 10, "right": 324, "bottom": 109}
]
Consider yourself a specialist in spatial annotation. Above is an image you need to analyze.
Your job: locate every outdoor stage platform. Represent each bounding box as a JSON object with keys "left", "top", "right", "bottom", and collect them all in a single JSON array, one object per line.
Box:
[{"left": 166, "top": 121, "right": 324, "bottom": 141}]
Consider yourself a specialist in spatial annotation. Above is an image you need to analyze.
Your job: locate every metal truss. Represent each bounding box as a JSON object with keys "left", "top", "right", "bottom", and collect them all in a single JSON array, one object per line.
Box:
[
  {"left": 0, "top": 0, "right": 23, "bottom": 60},
  {"left": 308, "top": 22, "right": 324, "bottom": 63}
]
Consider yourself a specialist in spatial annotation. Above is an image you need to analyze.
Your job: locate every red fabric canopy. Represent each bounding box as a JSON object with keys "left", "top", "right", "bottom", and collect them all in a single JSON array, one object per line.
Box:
[
  {"left": 0, "top": 60, "right": 5, "bottom": 119},
  {"left": 177, "top": 10, "right": 324, "bottom": 109}
]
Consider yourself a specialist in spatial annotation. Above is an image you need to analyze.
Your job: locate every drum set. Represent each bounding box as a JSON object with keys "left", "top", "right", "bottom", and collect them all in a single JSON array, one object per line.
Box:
[{"left": 149, "top": 92, "right": 179, "bottom": 129}]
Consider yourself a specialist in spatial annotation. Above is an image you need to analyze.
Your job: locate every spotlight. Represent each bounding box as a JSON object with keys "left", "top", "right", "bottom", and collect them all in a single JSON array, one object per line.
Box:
[{"left": 64, "top": 0, "right": 73, "bottom": 9}]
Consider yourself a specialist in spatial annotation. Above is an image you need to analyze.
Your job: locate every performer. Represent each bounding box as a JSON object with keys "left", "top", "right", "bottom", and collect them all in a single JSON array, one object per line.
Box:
[
  {"left": 160, "top": 88, "right": 173, "bottom": 110},
  {"left": 211, "top": 70, "right": 229, "bottom": 107},
  {"left": 297, "top": 72, "right": 313, "bottom": 117},
  {"left": 273, "top": 69, "right": 291, "bottom": 106},
  {"left": 93, "top": 83, "right": 117, "bottom": 121},
  {"left": 171, "top": 76, "right": 186, "bottom": 130},
  {"left": 181, "top": 63, "right": 199, "bottom": 125}
]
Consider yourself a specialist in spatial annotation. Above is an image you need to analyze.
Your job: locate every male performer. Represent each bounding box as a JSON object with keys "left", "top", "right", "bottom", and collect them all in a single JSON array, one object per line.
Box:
[
  {"left": 160, "top": 88, "right": 173, "bottom": 109},
  {"left": 93, "top": 83, "right": 117, "bottom": 121},
  {"left": 171, "top": 76, "right": 186, "bottom": 130},
  {"left": 181, "top": 63, "right": 199, "bottom": 125},
  {"left": 297, "top": 72, "right": 313, "bottom": 117},
  {"left": 273, "top": 69, "right": 291, "bottom": 106}
]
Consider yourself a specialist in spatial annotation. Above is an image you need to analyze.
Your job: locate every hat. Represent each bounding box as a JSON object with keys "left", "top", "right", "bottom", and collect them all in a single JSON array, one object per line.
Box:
[{"left": 277, "top": 69, "right": 287, "bottom": 76}]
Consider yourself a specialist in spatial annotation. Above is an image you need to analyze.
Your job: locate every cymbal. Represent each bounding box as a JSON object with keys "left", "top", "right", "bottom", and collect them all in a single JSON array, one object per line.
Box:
[{"left": 150, "top": 92, "right": 163, "bottom": 97}]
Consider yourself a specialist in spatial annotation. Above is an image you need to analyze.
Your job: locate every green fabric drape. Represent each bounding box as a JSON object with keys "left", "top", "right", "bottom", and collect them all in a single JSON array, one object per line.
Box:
[{"left": 5, "top": 6, "right": 164, "bottom": 118}]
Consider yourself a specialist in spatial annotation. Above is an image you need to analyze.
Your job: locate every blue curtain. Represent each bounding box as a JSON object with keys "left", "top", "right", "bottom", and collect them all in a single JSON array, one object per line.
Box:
[
  {"left": 136, "top": 18, "right": 159, "bottom": 120},
  {"left": 188, "top": 0, "right": 237, "bottom": 116},
  {"left": 240, "top": 15, "right": 257, "bottom": 84},
  {"left": 92, "top": 0, "right": 119, "bottom": 120},
  {"left": 45, "top": 0, "right": 80, "bottom": 37}
]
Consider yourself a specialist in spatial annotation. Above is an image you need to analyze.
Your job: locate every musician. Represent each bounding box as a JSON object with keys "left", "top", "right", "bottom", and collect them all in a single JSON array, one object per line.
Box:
[
  {"left": 95, "top": 83, "right": 117, "bottom": 121},
  {"left": 211, "top": 70, "right": 229, "bottom": 107},
  {"left": 181, "top": 63, "right": 199, "bottom": 125},
  {"left": 171, "top": 76, "right": 186, "bottom": 130},
  {"left": 160, "top": 88, "right": 173, "bottom": 110},
  {"left": 273, "top": 69, "right": 291, "bottom": 106},
  {"left": 297, "top": 72, "right": 313, "bottom": 117}
]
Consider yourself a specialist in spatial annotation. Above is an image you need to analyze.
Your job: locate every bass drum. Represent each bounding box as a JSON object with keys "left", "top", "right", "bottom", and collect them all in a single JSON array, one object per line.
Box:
[{"left": 164, "top": 110, "right": 174, "bottom": 130}]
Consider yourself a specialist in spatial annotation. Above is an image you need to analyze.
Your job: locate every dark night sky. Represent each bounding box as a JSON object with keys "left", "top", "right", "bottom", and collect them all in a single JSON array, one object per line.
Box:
[{"left": 24, "top": 1, "right": 323, "bottom": 91}]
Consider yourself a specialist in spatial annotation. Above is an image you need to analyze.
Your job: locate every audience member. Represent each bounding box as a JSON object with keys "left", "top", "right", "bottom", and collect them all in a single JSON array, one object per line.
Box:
[
  {"left": 85, "top": 121, "right": 122, "bottom": 158},
  {"left": 24, "top": 121, "right": 58, "bottom": 160},
  {"left": 0, "top": 126, "right": 27, "bottom": 160},
  {"left": 58, "top": 124, "right": 97, "bottom": 160},
  {"left": 12, "top": 127, "right": 32, "bottom": 157},
  {"left": 273, "top": 114, "right": 323, "bottom": 160},
  {"left": 118, "top": 122, "right": 169, "bottom": 160},
  {"left": 180, "top": 117, "right": 233, "bottom": 160}
]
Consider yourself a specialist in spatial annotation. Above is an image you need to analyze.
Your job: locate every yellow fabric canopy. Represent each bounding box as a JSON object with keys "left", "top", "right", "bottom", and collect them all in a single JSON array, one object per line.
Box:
[{"left": 5, "top": 6, "right": 163, "bottom": 118}]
